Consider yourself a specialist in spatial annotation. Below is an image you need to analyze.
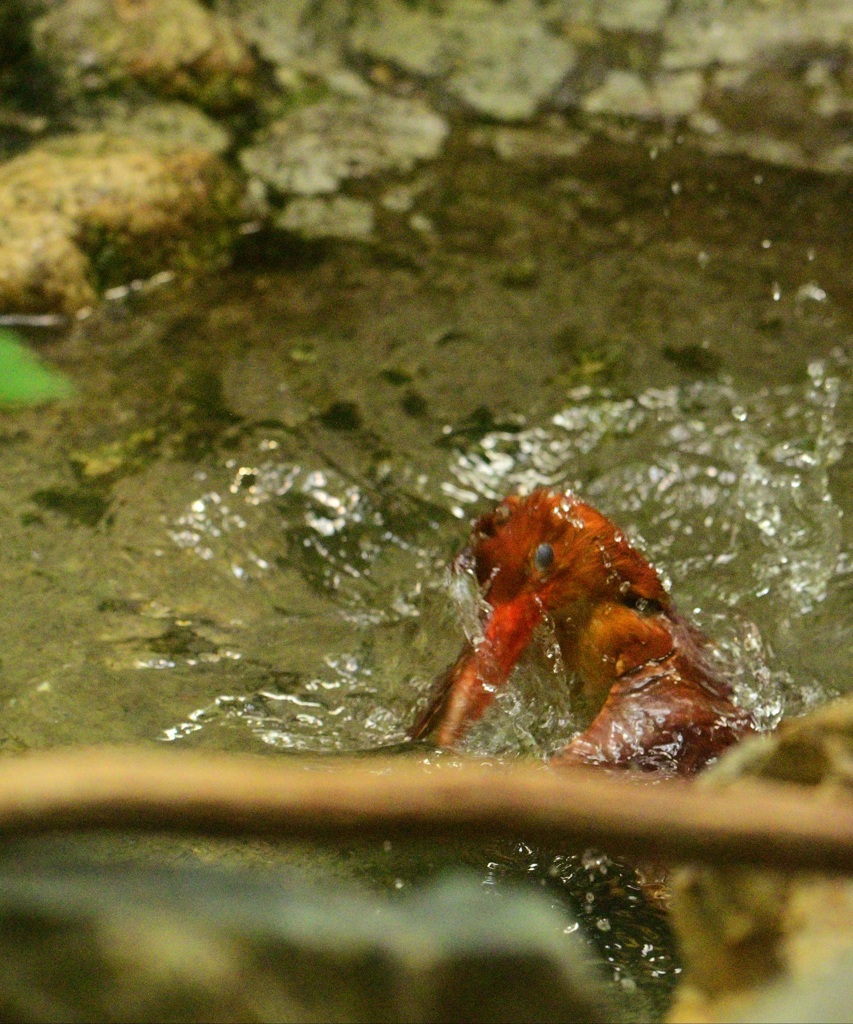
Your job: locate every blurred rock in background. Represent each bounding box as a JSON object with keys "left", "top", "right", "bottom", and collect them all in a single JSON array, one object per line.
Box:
[
  {"left": 2, "top": 0, "right": 853, "bottom": 313},
  {"left": 669, "top": 696, "right": 853, "bottom": 1023}
]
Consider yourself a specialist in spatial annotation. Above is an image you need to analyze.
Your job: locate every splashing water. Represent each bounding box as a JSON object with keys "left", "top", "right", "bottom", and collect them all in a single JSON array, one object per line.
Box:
[
  {"left": 447, "top": 358, "right": 846, "bottom": 613},
  {"left": 160, "top": 351, "right": 848, "bottom": 756},
  {"left": 162, "top": 448, "right": 454, "bottom": 749},
  {"left": 152, "top": 351, "right": 849, "bottom": 1017},
  {"left": 442, "top": 352, "right": 849, "bottom": 738}
]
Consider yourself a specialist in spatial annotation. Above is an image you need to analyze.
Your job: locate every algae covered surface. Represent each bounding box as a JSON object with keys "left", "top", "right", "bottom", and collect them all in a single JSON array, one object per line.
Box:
[{"left": 0, "top": 128, "right": 850, "bottom": 1019}]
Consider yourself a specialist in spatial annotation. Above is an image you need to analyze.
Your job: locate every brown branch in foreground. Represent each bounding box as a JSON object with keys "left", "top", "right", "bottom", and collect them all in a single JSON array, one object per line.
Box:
[{"left": 0, "top": 746, "right": 850, "bottom": 873}]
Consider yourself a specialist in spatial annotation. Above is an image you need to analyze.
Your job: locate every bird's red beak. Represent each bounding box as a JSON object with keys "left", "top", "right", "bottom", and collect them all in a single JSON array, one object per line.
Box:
[{"left": 409, "top": 592, "right": 544, "bottom": 746}]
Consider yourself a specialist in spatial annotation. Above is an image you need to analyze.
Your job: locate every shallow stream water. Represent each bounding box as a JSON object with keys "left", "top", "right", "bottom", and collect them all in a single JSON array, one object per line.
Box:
[{"left": 1, "top": 131, "right": 851, "bottom": 1019}]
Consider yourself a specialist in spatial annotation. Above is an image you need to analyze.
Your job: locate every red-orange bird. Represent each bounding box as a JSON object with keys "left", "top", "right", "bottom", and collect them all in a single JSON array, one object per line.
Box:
[{"left": 411, "top": 489, "right": 755, "bottom": 775}]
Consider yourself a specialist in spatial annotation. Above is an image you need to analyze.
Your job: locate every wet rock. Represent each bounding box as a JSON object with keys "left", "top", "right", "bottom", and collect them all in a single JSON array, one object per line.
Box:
[
  {"left": 686, "top": 54, "right": 853, "bottom": 174},
  {"left": 668, "top": 695, "right": 853, "bottom": 1023},
  {"left": 277, "top": 196, "right": 375, "bottom": 240},
  {"left": 0, "top": 133, "right": 243, "bottom": 314},
  {"left": 18, "top": 0, "right": 853, "bottom": 181},
  {"left": 604, "top": 0, "right": 853, "bottom": 172},
  {"left": 358, "top": 0, "right": 853, "bottom": 172},
  {"left": 0, "top": 210, "right": 96, "bottom": 314},
  {"left": 660, "top": 2, "right": 851, "bottom": 74},
  {"left": 32, "top": 0, "right": 257, "bottom": 112},
  {"left": 596, "top": 0, "right": 670, "bottom": 34},
  {"left": 582, "top": 69, "right": 705, "bottom": 121},
  {"left": 216, "top": 0, "right": 313, "bottom": 69},
  {"left": 241, "top": 92, "right": 447, "bottom": 197},
  {"left": 481, "top": 123, "right": 589, "bottom": 165},
  {"left": 71, "top": 98, "right": 231, "bottom": 155},
  {"left": 687, "top": 120, "right": 853, "bottom": 175},
  {"left": 214, "top": 0, "right": 344, "bottom": 85},
  {"left": 350, "top": 0, "right": 577, "bottom": 122}
]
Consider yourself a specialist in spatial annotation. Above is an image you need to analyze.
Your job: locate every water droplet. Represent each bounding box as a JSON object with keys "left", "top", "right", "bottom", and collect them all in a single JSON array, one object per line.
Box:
[{"left": 796, "top": 282, "right": 827, "bottom": 303}]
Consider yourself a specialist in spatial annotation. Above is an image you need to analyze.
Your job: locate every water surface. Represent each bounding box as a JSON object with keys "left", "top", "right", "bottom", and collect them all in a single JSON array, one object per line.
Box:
[{"left": 1, "top": 134, "right": 850, "bottom": 1019}]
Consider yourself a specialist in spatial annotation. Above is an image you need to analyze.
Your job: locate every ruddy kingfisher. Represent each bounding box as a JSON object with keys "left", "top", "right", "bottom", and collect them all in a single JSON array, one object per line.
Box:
[{"left": 410, "top": 489, "right": 756, "bottom": 775}]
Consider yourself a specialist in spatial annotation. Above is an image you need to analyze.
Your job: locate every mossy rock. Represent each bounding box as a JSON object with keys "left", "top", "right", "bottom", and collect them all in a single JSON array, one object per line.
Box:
[
  {"left": 668, "top": 696, "right": 853, "bottom": 1023},
  {"left": 0, "top": 133, "right": 244, "bottom": 313},
  {"left": 32, "top": 0, "right": 258, "bottom": 113}
]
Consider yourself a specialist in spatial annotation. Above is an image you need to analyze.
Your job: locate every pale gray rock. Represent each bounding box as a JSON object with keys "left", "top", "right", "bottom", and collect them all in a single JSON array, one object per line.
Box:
[
  {"left": 565, "top": 0, "right": 853, "bottom": 173},
  {"left": 662, "top": 1, "right": 853, "bottom": 72},
  {"left": 596, "top": 0, "right": 670, "bottom": 34},
  {"left": 350, "top": 0, "right": 577, "bottom": 123},
  {"left": 349, "top": 0, "right": 446, "bottom": 79},
  {"left": 688, "top": 121, "right": 853, "bottom": 175},
  {"left": 485, "top": 124, "right": 588, "bottom": 164},
  {"left": 446, "top": 8, "right": 578, "bottom": 122},
  {"left": 582, "top": 70, "right": 659, "bottom": 119},
  {"left": 654, "top": 71, "right": 706, "bottom": 119},
  {"left": 72, "top": 99, "right": 231, "bottom": 155},
  {"left": 582, "top": 69, "right": 704, "bottom": 120},
  {"left": 240, "top": 93, "right": 448, "bottom": 196},
  {"left": 277, "top": 195, "right": 375, "bottom": 240},
  {"left": 214, "top": 0, "right": 313, "bottom": 68}
]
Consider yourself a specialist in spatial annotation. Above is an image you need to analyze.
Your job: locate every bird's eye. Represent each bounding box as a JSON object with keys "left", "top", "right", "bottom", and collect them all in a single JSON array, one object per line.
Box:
[{"left": 533, "top": 542, "right": 554, "bottom": 572}]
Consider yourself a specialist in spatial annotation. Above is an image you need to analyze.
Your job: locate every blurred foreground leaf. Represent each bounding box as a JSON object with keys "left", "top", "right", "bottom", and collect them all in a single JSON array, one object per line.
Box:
[{"left": 0, "top": 329, "right": 75, "bottom": 406}]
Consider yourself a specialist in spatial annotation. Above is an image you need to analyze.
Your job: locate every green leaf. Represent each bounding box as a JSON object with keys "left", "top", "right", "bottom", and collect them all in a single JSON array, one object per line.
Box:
[{"left": 0, "top": 329, "right": 75, "bottom": 406}]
